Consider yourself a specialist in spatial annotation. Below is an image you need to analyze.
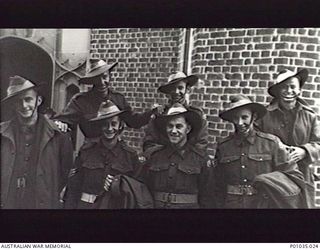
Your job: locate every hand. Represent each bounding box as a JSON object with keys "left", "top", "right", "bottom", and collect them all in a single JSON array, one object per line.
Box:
[
  {"left": 152, "top": 103, "right": 165, "bottom": 116},
  {"left": 288, "top": 146, "right": 307, "bottom": 162},
  {"left": 54, "top": 120, "right": 70, "bottom": 132},
  {"left": 104, "top": 174, "right": 115, "bottom": 191}
]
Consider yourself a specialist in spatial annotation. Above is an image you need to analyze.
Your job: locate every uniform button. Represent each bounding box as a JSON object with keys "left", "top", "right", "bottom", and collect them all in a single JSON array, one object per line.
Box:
[
  {"left": 170, "top": 163, "right": 175, "bottom": 166},
  {"left": 24, "top": 157, "right": 29, "bottom": 161},
  {"left": 187, "top": 170, "right": 191, "bottom": 173},
  {"left": 243, "top": 179, "right": 247, "bottom": 182},
  {"left": 241, "top": 153, "right": 246, "bottom": 156},
  {"left": 259, "top": 158, "right": 263, "bottom": 161},
  {"left": 25, "top": 143, "right": 30, "bottom": 147},
  {"left": 241, "top": 165, "right": 246, "bottom": 169},
  {"left": 281, "top": 124, "right": 285, "bottom": 128}
]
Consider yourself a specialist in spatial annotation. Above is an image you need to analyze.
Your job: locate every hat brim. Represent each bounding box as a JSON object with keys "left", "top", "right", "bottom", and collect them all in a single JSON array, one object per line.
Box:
[
  {"left": 268, "top": 69, "right": 309, "bottom": 97},
  {"left": 158, "top": 75, "right": 198, "bottom": 94},
  {"left": 154, "top": 110, "right": 202, "bottom": 140},
  {"left": 87, "top": 110, "right": 127, "bottom": 122},
  {"left": 1, "top": 84, "right": 44, "bottom": 105},
  {"left": 79, "top": 62, "right": 118, "bottom": 84},
  {"left": 219, "top": 103, "right": 267, "bottom": 122}
]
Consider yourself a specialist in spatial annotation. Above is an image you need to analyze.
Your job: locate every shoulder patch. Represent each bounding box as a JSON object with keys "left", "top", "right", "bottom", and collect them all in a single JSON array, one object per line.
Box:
[
  {"left": 256, "top": 131, "right": 278, "bottom": 141},
  {"left": 217, "top": 134, "right": 233, "bottom": 145},
  {"left": 120, "top": 141, "right": 137, "bottom": 154},
  {"left": 143, "top": 144, "right": 166, "bottom": 159},
  {"left": 80, "top": 141, "right": 97, "bottom": 151}
]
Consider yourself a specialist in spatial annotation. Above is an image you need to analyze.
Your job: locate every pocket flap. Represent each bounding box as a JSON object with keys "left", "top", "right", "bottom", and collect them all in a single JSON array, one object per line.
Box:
[
  {"left": 110, "top": 162, "right": 133, "bottom": 173},
  {"left": 82, "top": 161, "right": 105, "bottom": 170},
  {"left": 149, "top": 163, "right": 170, "bottom": 172},
  {"left": 178, "top": 163, "right": 201, "bottom": 174},
  {"left": 248, "top": 154, "right": 272, "bottom": 161},
  {"left": 220, "top": 155, "right": 241, "bottom": 163}
]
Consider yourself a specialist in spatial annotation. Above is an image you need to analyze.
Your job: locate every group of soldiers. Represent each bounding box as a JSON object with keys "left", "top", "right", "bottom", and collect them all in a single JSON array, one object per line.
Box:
[{"left": 1, "top": 59, "right": 320, "bottom": 209}]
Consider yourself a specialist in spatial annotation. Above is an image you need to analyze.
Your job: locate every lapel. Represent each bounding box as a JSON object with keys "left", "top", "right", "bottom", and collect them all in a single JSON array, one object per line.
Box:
[
  {"left": 0, "top": 120, "right": 16, "bottom": 152},
  {"left": 38, "top": 115, "right": 57, "bottom": 157}
]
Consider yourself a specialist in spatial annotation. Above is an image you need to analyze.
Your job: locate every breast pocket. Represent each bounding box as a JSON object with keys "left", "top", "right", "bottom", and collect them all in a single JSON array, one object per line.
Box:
[
  {"left": 110, "top": 161, "right": 133, "bottom": 174},
  {"left": 220, "top": 155, "right": 241, "bottom": 165},
  {"left": 177, "top": 163, "right": 201, "bottom": 190},
  {"left": 82, "top": 161, "right": 106, "bottom": 193},
  {"left": 247, "top": 153, "right": 272, "bottom": 174},
  {"left": 148, "top": 163, "right": 170, "bottom": 189}
]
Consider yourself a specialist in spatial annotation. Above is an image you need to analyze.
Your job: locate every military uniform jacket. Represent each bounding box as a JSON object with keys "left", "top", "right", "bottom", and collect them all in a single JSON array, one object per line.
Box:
[
  {"left": 257, "top": 98, "right": 320, "bottom": 184},
  {"left": 65, "top": 138, "right": 140, "bottom": 208},
  {"left": 143, "top": 103, "right": 209, "bottom": 156},
  {"left": 214, "top": 129, "right": 303, "bottom": 208},
  {"left": 1, "top": 115, "right": 74, "bottom": 209},
  {"left": 142, "top": 144, "right": 213, "bottom": 208},
  {"left": 56, "top": 87, "right": 153, "bottom": 137}
]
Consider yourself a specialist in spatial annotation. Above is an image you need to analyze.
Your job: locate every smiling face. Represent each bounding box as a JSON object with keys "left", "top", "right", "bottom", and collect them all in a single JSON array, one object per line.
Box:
[
  {"left": 278, "top": 76, "right": 301, "bottom": 107},
  {"left": 168, "top": 81, "right": 189, "bottom": 104},
  {"left": 14, "top": 89, "right": 42, "bottom": 120},
  {"left": 101, "top": 116, "right": 121, "bottom": 141},
  {"left": 230, "top": 107, "right": 256, "bottom": 136},
  {"left": 166, "top": 115, "right": 191, "bottom": 148}
]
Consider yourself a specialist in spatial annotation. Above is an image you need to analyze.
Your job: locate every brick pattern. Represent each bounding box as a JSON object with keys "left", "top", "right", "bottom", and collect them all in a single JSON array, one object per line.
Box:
[
  {"left": 190, "top": 28, "right": 320, "bottom": 155},
  {"left": 2, "top": 28, "right": 319, "bottom": 206},
  {"left": 90, "top": 28, "right": 183, "bottom": 150},
  {"left": 90, "top": 28, "right": 320, "bottom": 158}
]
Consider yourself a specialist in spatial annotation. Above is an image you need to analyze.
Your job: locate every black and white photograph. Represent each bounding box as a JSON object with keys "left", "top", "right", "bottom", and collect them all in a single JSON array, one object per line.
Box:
[{"left": 1, "top": 27, "right": 320, "bottom": 243}]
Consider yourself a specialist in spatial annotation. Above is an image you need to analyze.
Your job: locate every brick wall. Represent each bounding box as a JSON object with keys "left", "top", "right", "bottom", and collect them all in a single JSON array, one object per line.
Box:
[
  {"left": 89, "top": 28, "right": 320, "bottom": 206},
  {"left": 90, "top": 28, "right": 320, "bottom": 157},
  {"left": 190, "top": 28, "right": 320, "bottom": 155},
  {"left": 90, "top": 28, "right": 183, "bottom": 150}
]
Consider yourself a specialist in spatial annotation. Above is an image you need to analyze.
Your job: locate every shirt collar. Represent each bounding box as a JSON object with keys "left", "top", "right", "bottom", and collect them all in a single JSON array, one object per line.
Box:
[
  {"left": 234, "top": 129, "right": 256, "bottom": 146},
  {"left": 167, "top": 143, "right": 190, "bottom": 159},
  {"left": 100, "top": 137, "right": 119, "bottom": 156},
  {"left": 267, "top": 97, "right": 312, "bottom": 113}
]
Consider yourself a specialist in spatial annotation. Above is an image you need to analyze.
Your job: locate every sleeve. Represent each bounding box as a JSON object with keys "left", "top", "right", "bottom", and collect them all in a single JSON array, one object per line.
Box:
[
  {"left": 272, "top": 136, "right": 304, "bottom": 180},
  {"left": 130, "top": 150, "right": 144, "bottom": 180},
  {"left": 198, "top": 156, "right": 216, "bottom": 208},
  {"left": 300, "top": 116, "right": 320, "bottom": 164},
  {"left": 192, "top": 115, "right": 209, "bottom": 153},
  {"left": 64, "top": 152, "right": 84, "bottom": 209},
  {"left": 142, "top": 119, "right": 166, "bottom": 153},
  {"left": 120, "top": 96, "right": 154, "bottom": 129},
  {"left": 54, "top": 96, "right": 84, "bottom": 126},
  {"left": 59, "top": 133, "right": 74, "bottom": 193},
  {"left": 212, "top": 147, "right": 227, "bottom": 208}
]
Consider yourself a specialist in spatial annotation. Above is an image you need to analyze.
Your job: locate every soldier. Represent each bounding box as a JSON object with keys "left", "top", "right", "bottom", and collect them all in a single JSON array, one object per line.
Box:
[
  {"left": 1, "top": 76, "right": 73, "bottom": 209},
  {"left": 55, "top": 59, "right": 160, "bottom": 139},
  {"left": 214, "top": 95, "right": 304, "bottom": 208},
  {"left": 141, "top": 103, "right": 213, "bottom": 208},
  {"left": 143, "top": 71, "right": 208, "bottom": 156},
  {"left": 65, "top": 101, "right": 147, "bottom": 209},
  {"left": 256, "top": 68, "right": 320, "bottom": 207}
]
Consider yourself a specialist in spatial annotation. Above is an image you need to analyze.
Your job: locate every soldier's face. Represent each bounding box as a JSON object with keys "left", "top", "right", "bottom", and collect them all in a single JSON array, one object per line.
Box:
[
  {"left": 91, "top": 73, "right": 109, "bottom": 90},
  {"left": 169, "top": 81, "right": 189, "bottom": 103},
  {"left": 231, "top": 108, "right": 255, "bottom": 135},
  {"left": 278, "top": 77, "right": 301, "bottom": 104},
  {"left": 166, "top": 115, "right": 191, "bottom": 148},
  {"left": 14, "top": 89, "right": 42, "bottom": 119},
  {"left": 102, "top": 116, "right": 121, "bottom": 140}
]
